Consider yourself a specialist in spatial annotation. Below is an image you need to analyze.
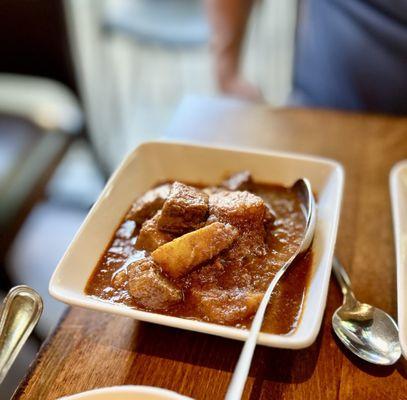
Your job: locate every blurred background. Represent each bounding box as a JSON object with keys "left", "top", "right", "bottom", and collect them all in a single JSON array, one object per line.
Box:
[{"left": 0, "top": 0, "right": 297, "bottom": 397}]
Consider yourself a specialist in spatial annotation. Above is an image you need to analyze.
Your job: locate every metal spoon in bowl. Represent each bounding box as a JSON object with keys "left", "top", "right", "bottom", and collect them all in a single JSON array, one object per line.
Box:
[
  {"left": 332, "top": 257, "right": 401, "bottom": 365},
  {"left": 225, "top": 178, "right": 317, "bottom": 400}
]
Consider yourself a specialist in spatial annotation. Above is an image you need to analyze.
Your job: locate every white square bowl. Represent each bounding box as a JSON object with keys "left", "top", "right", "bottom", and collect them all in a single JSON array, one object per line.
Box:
[
  {"left": 49, "top": 141, "right": 344, "bottom": 349},
  {"left": 390, "top": 160, "right": 407, "bottom": 358}
]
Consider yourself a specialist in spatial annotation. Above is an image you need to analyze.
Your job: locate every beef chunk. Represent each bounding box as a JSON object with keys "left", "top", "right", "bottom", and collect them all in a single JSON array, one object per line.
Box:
[
  {"left": 158, "top": 182, "right": 209, "bottom": 233},
  {"left": 222, "top": 171, "right": 252, "bottom": 191},
  {"left": 191, "top": 288, "right": 263, "bottom": 324},
  {"left": 128, "top": 258, "right": 182, "bottom": 310},
  {"left": 209, "top": 191, "right": 268, "bottom": 262},
  {"left": 136, "top": 211, "right": 174, "bottom": 252},
  {"left": 209, "top": 190, "right": 266, "bottom": 229},
  {"left": 126, "top": 183, "right": 171, "bottom": 224},
  {"left": 226, "top": 228, "right": 268, "bottom": 263},
  {"left": 151, "top": 222, "right": 238, "bottom": 278}
]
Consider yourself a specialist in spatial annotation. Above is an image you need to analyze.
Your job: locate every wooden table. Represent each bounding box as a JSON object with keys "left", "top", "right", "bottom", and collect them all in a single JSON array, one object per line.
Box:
[{"left": 14, "top": 98, "right": 407, "bottom": 399}]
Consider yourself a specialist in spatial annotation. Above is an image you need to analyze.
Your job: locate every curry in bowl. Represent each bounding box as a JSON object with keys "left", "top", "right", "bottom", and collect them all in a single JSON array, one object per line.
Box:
[{"left": 85, "top": 172, "right": 313, "bottom": 334}]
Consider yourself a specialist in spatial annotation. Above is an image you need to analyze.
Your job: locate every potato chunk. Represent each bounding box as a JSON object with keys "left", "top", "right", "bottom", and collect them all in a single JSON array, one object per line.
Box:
[
  {"left": 136, "top": 211, "right": 174, "bottom": 252},
  {"left": 151, "top": 222, "right": 238, "bottom": 278},
  {"left": 128, "top": 258, "right": 182, "bottom": 310},
  {"left": 126, "top": 183, "right": 171, "bottom": 224},
  {"left": 191, "top": 288, "right": 263, "bottom": 324},
  {"left": 209, "top": 190, "right": 266, "bottom": 229},
  {"left": 158, "top": 182, "right": 209, "bottom": 234}
]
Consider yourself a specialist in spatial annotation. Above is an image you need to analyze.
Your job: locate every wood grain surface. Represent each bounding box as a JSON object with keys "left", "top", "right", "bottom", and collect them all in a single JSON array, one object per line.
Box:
[{"left": 13, "top": 103, "right": 407, "bottom": 399}]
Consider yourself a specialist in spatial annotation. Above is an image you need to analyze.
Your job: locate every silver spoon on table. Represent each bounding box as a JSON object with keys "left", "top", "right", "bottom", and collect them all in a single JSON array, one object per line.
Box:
[
  {"left": 225, "top": 178, "right": 317, "bottom": 400},
  {"left": 0, "top": 285, "right": 43, "bottom": 384},
  {"left": 332, "top": 257, "right": 401, "bottom": 365}
]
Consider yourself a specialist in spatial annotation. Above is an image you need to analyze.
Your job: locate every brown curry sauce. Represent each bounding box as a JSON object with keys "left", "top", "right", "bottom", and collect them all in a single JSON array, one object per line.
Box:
[{"left": 85, "top": 182, "right": 313, "bottom": 335}]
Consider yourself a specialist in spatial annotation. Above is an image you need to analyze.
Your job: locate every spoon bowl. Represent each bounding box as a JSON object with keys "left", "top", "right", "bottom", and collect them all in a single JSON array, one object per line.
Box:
[
  {"left": 0, "top": 286, "right": 43, "bottom": 384},
  {"left": 332, "top": 258, "right": 401, "bottom": 365}
]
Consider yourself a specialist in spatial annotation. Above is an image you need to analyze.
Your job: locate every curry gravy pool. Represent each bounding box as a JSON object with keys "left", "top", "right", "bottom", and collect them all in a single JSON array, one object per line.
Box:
[{"left": 85, "top": 173, "right": 313, "bottom": 335}]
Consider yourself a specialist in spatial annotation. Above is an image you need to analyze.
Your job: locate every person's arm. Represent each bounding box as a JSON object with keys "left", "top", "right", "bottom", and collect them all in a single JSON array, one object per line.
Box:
[{"left": 205, "top": 0, "right": 262, "bottom": 101}]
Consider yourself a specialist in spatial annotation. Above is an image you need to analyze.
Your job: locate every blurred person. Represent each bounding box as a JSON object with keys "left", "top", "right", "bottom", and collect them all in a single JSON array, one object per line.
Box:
[{"left": 205, "top": 0, "right": 407, "bottom": 114}]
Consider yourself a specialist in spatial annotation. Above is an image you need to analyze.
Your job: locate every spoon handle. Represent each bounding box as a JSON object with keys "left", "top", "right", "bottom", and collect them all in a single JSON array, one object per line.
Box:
[
  {"left": 0, "top": 286, "right": 43, "bottom": 384},
  {"left": 225, "top": 258, "right": 291, "bottom": 400},
  {"left": 226, "top": 178, "right": 316, "bottom": 400},
  {"left": 332, "top": 257, "right": 356, "bottom": 300}
]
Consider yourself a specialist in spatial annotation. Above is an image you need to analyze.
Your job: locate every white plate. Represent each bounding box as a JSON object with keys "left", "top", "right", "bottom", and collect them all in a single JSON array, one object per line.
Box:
[
  {"left": 58, "top": 385, "right": 190, "bottom": 399},
  {"left": 49, "top": 141, "right": 344, "bottom": 349},
  {"left": 390, "top": 160, "right": 407, "bottom": 358}
]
